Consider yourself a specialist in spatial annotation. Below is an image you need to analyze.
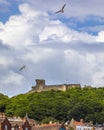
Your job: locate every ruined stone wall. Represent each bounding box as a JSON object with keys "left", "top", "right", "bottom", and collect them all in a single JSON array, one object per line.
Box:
[
  {"left": 28, "top": 79, "right": 81, "bottom": 93},
  {"left": 66, "top": 84, "right": 81, "bottom": 89},
  {"left": 43, "top": 84, "right": 67, "bottom": 91}
]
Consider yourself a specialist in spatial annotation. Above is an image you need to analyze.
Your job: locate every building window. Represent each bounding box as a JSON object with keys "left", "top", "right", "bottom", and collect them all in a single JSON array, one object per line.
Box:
[
  {"left": 5, "top": 125, "right": 8, "bottom": 130},
  {"left": 11, "top": 128, "right": 14, "bottom": 130},
  {"left": 25, "top": 127, "right": 28, "bottom": 130},
  {"left": 15, "top": 124, "right": 19, "bottom": 130}
]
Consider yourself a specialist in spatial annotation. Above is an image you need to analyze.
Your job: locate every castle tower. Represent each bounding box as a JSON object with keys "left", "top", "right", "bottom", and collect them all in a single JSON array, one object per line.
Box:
[{"left": 36, "top": 79, "right": 45, "bottom": 90}]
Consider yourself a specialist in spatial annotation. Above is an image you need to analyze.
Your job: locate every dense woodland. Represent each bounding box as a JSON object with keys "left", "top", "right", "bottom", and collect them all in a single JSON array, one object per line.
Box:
[{"left": 0, "top": 87, "right": 104, "bottom": 124}]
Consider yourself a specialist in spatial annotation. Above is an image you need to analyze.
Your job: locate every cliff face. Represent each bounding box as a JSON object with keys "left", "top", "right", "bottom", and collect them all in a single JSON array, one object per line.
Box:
[{"left": 28, "top": 79, "right": 81, "bottom": 93}]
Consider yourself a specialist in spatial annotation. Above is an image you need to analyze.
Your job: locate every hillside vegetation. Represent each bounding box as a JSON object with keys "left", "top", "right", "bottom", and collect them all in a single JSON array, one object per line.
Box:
[{"left": 0, "top": 87, "right": 104, "bottom": 124}]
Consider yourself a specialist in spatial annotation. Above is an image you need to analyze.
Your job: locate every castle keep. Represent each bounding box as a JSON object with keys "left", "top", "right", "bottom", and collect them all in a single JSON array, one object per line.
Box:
[{"left": 29, "top": 79, "right": 81, "bottom": 93}]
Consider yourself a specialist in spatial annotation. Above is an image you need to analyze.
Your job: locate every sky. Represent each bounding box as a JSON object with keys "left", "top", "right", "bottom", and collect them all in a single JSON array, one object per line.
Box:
[{"left": 0, "top": 0, "right": 104, "bottom": 97}]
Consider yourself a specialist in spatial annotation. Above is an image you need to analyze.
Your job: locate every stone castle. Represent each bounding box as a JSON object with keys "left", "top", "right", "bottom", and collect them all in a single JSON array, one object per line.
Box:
[{"left": 28, "top": 79, "right": 81, "bottom": 93}]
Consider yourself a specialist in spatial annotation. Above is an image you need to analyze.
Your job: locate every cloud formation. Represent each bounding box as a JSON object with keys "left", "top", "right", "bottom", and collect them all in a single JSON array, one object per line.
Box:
[{"left": 0, "top": 2, "right": 104, "bottom": 97}]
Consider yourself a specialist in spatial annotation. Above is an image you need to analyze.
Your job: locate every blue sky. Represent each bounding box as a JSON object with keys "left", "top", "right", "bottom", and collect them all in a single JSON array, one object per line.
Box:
[{"left": 0, "top": 0, "right": 104, "bottom": 97}]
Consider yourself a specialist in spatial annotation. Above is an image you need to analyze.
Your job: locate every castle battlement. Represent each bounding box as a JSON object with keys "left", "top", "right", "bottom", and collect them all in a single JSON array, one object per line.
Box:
[{"left": 28, "top": 79, "right": 81, "bottom": 93}]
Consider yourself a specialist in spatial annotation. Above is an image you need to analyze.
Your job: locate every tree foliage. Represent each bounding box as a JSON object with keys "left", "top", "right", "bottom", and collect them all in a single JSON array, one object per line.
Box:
[
  {"left": 0, "top": 93, "right": 8, "bottom": 112},
  {"left": 0, "top": 87, "right": 104, "bottom": 124}
]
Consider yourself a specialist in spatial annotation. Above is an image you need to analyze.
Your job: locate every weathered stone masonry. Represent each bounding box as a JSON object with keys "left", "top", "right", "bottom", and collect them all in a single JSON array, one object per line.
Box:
[{"left": 28, "top": 79, "right": 81, "bottom": 93}]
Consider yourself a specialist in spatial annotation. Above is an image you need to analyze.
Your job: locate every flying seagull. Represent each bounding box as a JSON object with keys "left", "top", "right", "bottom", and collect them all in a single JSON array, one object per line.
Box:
[
  {"left": 19, "top": 65, "right": 26, "bottom": 71},
  {"left": 55, "top": 3, "right": 66, "bottom": 14}
]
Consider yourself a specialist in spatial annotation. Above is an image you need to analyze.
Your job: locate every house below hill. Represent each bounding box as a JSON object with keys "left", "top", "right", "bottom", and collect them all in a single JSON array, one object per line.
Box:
[
  {"left": 0, "top": 113, "right": 32, "bottom": 130},
  {"left": 0, "top": 113, "right": 60, "bottom": 130}
]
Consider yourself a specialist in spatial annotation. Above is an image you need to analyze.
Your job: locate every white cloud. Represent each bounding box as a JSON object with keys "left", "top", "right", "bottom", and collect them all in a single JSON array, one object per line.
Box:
[
  {"left": 2, "top": 71, "right": 24, "bottom": 85},
  {"left": 0, "top": 71, "right": 25, "bottom": 97},
  {"left": 96, "top": 31, "right": 104, "bottom": 42},
  {"left": 0, "top": 3, "right": 49, "bottom": 48},
  {"left": 19, "top": 0, "right": 104, "bottom": 18},
  {"left": 39, "top": 20, "right": 96, "bottom": 43},
  {"left": 0, "top": 2, "right": 104, "bottom": 97},
  {"left": 0, "top": 55, "right": 13, "bottom": 66},
  {"left": 92, "top": 72, "right": 104, "bottom": 87}
]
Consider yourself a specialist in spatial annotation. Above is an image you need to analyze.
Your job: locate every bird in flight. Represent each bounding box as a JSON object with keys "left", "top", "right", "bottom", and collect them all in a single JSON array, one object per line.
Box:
[
  {"left": 19, "top": 65, "right": 26, "bottom": 71},
  {"left": 55, "top": 3, "right": 66, "bottom": 14}
]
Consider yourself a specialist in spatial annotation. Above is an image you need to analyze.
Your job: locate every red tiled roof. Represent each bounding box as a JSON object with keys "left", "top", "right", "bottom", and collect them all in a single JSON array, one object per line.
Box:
[{"left": 74, "top": 121, "right": 85, "bottom": 126}]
